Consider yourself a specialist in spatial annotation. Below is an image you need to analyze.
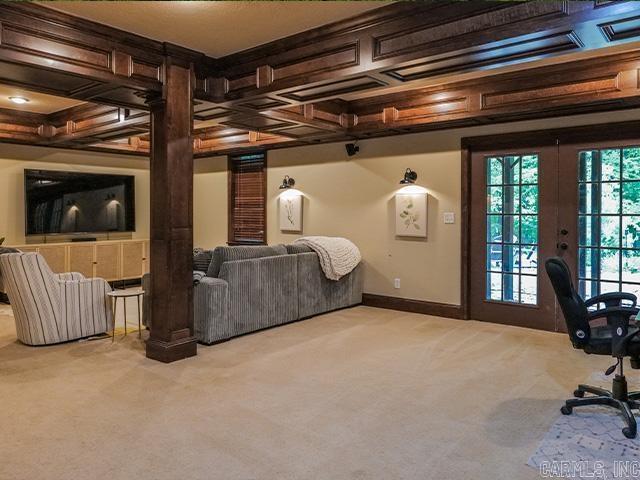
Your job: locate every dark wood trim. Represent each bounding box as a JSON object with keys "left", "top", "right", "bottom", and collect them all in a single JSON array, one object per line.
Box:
[
  {"left": 362, "top": 293, "right": 464, "bottom": 320},
  {"left": 460, "top": 145, "right": 472, "bottom": 320},
  {"left": 461, "top": 119, "right": 640, "bottom": 150},
  {"left": 227, "top": 150, "right": 267, "bottom": 245},
  {"left": 145, "top": 59, "right": 197, "bottom": 363},
  {"left": 460, "top": 118, "right": 640, "bottom": 325}
]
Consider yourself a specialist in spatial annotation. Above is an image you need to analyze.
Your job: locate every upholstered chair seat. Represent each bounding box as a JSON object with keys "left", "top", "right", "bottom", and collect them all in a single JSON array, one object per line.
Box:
[{"left": 0, "top": 252, "right": 114, "bottom": 346}]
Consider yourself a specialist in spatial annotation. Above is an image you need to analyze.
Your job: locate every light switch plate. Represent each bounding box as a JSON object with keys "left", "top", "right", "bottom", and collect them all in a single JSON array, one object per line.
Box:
[{"left": 443, "top": 212, "right": 455, "bottom": 224}]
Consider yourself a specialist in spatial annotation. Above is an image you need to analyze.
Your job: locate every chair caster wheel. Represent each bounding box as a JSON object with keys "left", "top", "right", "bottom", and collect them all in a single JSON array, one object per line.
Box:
[
  {"left": 573, "top": 389, "right": 585, "bottom": 398},
  {"left": 561, "top": 406, "right": 573, "bottom": 415},
  {"left": 623, "top": 427, "right": 637, "bottom": 439}
]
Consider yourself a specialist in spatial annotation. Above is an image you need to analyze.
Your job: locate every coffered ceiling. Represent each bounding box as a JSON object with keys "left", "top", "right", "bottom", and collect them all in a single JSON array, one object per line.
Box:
[
  {"left": 4, "top": 1, "right": 640, "bottom": 158},
  {"left": 39, "top": 0, "right": 390, "bottom": 57},
  {"left": 0, "top": 85, "right": 83, "bottom": 114}
]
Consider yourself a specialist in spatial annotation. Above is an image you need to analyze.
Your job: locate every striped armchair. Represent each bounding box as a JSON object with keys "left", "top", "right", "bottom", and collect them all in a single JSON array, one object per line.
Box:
[{"left": 0, "top": 252, "right": 114, "bottom": 346}]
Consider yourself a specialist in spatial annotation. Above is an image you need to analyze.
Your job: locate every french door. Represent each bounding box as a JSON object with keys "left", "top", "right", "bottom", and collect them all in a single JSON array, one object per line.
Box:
[
  {"left": 559, "top": 141, "right": 640, "bottom": 303},
  {"left": 469, "top": 145, "right": 559, "bottom": 330},
  {"left": 469, "top": 133, "right": 640, "bottom": 331}
]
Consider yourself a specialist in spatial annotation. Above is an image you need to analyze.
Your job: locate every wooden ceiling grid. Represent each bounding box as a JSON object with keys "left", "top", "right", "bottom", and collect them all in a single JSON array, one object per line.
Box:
[{"left": 1, "top": 1, "right": 640, "bottom": 157}]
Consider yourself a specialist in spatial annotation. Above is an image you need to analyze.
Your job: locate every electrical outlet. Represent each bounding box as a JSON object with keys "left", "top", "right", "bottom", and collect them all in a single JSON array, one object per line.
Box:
[
  {"left": 394, "top": 278, "right": 401, "bottom": 289},
  {"left": 443, "top": 212, "right": 455, "bottom": 224}
]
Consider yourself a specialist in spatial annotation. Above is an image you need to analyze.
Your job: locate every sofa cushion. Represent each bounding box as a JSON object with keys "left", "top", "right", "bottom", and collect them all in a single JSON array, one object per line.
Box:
[
  {"left": 285, "top": 243, "right": 313, "bottom": 254},
  {"left": 207, "top": 244, "right": 288, "bottom": 278},
  {"left": 193, "top": 248, "right": 214, "bottom": 272}
]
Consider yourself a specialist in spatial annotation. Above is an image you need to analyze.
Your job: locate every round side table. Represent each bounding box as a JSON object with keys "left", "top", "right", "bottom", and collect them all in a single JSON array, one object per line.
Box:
[{"left": 107, "top": 289, "right": 145, "bottom": 342}]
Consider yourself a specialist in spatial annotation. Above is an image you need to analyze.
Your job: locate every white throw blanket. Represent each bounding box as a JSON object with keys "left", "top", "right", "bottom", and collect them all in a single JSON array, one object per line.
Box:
[{"left": 294, "top": 236, "right": 361, "bottom": 281}]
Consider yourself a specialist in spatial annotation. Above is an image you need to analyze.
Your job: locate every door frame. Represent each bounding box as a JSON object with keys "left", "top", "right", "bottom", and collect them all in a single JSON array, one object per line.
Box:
[{"left": 460, "top": 120, "right": 640, "bottom": 323}]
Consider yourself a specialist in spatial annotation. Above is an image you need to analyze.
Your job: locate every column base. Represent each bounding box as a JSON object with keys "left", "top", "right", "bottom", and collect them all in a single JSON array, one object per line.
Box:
[{"left": 146, "top": 331, "right": 197, "bottom": 363}]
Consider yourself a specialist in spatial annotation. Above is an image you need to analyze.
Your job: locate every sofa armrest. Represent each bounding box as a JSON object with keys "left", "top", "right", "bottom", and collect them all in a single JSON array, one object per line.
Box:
[{"left": 194, "top": 276, "right": 230, "bottom": 344}]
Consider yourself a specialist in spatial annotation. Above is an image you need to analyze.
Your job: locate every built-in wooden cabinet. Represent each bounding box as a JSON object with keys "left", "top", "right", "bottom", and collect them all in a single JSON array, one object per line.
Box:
[
  {"left": 95, "top": 243, "right": 122, "bottom": 281},
  {"left": 9, "top": 240, "right": 150, "bottom": 282},
  {"left": 121, "top": 241, "right": 145, "bottom": 280},
  {"left": 69, "top": 244, "right": 95, "bottom": 278}
]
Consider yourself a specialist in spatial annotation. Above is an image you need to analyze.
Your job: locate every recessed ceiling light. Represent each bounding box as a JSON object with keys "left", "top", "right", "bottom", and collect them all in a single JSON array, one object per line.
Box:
[{"left": 9, "top": 96, "right": 29, "bottom": 104}]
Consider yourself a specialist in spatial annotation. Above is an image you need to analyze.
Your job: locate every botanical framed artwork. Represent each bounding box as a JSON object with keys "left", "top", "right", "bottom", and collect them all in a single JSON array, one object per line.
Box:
[
  {"left": 279, "top": 194, "right": 303, "bottom": 232},
  {"left": 395, "top": 192, "right": 427, "bottom": 237}
]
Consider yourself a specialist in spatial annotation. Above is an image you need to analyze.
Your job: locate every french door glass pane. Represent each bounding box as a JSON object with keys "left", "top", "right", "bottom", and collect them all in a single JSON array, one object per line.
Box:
[
  {"left": 485, "top": 154, "right": 539, "bottom": 305},
  {"left": 578, "top": 147, "right": 640, "bottom": 299}
]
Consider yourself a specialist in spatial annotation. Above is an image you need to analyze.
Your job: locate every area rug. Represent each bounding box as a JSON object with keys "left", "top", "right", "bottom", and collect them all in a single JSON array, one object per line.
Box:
[{"left": 527, "top": 407, "right": 640, "bottom": 478}]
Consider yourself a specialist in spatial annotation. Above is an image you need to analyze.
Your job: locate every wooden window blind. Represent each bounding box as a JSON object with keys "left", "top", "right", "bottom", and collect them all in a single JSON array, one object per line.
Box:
[{"left": 228, "top": 152, "right": 266, "bottom": 245}]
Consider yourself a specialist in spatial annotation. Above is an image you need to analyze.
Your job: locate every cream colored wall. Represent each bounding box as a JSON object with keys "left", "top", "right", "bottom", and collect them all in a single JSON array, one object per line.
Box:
[
  {"left": 259, "top": 109, "right": 640, "bottom": 305},
  {"left": 0, "top": 144, "right": 150, "bottom": 245},
  {"left": 194, "top": 155, "right": 228, "bottom": 248},
  {"left": 5, "top": 110, "right": 640, "bottom": 305}
]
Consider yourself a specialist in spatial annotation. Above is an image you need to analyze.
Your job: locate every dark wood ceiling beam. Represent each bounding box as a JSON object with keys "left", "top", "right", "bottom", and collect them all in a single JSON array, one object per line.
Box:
[
  {"left": 198, "top": 1, "right": 640, "bottom": 108},
  {"left": 347, "top": 49, "right": 640, "bottom": 135},
  {"left": 0, "top": 2, "right": 205, "bottom": 109},
  {"left": 47, "top": 105, "right": 149, "bottom": 145}
]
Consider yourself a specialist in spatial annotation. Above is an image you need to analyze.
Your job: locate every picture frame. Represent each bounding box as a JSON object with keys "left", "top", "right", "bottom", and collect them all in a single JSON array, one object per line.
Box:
[
  {"left": 395, "top": 192, "right": 427, "bottom": 238},
  {"left": 279, "top": 194, "right": 303, "bottom": 232}
]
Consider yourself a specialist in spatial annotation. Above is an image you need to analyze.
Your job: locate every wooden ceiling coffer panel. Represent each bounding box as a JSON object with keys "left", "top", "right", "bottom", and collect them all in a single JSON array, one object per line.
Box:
[
  {"left": 0, "top": 122, "right": 40, "bottom": 142},
  {"left": 372, "top": 1, "right": 571, "bottom": 61},
  {"left": 382, "top": 31, "right": 583, "bottom": 82},
  {"left": 600, "top": 15, "right": 640, "bottom": 42},
  {"left": 221, "top": 114, "right": 294, "bottom": 131},
  {"left": 193, "top": 105, "right": 232, "bottom": 121},
  {"left": 281, "top": 76, "right": 386, "bottom": 102},
  {"left": 223, "top": 42, "right": 362, "bottom": 98},
  {"left": 227, "top": 74, "right": 255, "bottom": 95},
  {"left": 482, "top": 74, "right": 622, "bottom": 110},
  {"left": 238, "top": 97, "right": 290, "bottom": 110},
  {"left": 271, "top": 42, "right": 360, "bottom": 82},
  {"left": 131, "top": 58, "right": 163, "bottom": 83},
  {"left": 270, "top": 125, "right": 331, "bottom": 138},
  {"left": 0, "top": 24, "right": 112, "bottom": 72}
]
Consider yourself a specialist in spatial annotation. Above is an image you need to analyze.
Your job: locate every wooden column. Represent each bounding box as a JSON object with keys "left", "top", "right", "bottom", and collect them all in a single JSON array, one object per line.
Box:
[{"left": 146, "top": 58, "right": 197, "bottom": 363}]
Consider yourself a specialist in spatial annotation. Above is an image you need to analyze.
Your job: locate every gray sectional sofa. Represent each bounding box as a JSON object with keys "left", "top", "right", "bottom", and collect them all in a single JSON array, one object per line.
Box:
[{"left": 143, "top": 244, "right": 363, "bottom": 345}]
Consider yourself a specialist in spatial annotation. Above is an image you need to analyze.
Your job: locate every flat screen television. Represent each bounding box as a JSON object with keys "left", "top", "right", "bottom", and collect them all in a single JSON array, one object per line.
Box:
[{"left": 24, "top": 169, "right": 136, "bottom": 236}]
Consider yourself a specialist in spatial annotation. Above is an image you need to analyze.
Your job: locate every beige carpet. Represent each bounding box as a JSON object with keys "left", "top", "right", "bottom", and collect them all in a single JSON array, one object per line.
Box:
[{"left": 0, "top": 301, "right": 623, "bottom": 480}]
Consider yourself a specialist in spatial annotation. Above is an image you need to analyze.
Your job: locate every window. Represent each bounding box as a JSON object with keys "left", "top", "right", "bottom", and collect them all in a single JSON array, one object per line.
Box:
[
  {"left": 578, "top": 147, "right": 640, "bottom": 299},
  {"left": 228, "top": 152, "right": 266, "bottom": 245},
  {"left": 485, "top": 154, "right": 539, "bottom": 305}
]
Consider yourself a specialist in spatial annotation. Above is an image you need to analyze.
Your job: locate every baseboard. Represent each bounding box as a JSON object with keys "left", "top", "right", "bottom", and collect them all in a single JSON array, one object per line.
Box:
[{"left": 362, "top": 293, "right": 464, "bottom": 319}]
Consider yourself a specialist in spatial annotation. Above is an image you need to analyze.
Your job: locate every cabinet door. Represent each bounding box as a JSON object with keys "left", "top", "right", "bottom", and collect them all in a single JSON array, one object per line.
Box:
[
  {"left": 69, "top": 244, "right": 95, "bottom": 278},
  {"left": 95, "top": 243, "right": 121, "bottom": 281},
  {"left": 37, "top": 245, "right": 67, "bottom": 273},
  {"left": 122, "top": 241, "right": 144, "bottom": 279}
]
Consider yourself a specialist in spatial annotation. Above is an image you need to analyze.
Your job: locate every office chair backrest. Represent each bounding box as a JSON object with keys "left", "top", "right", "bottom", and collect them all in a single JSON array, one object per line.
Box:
[{"left": 545, "top": 257, "right": 590, "bottom": 347}]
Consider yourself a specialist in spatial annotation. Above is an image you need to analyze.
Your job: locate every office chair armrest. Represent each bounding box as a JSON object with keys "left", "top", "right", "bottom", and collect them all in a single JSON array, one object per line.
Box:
[
  {"left": 588, "top": 306, "right": 640, "bottom": 357},
  {"left": 585, "top": 292, "right": 637, "bottom": 308},
  {"left": 587, "top": 305, "right": 639, "bottom": 322}
]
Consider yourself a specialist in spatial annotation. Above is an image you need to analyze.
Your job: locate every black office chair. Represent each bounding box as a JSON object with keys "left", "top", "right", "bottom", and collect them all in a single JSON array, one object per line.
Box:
[{"left": 545, "top": 257, "right": 640, "bottom": 438}]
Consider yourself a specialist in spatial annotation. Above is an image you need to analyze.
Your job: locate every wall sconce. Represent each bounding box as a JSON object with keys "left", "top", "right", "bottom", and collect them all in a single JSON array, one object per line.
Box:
[
  {"left": 105, "top": 193, "right": 116, "bottom": 201},
  {"left": 279, "top": 175, "right": 295, "bottom": 189},
  {"left": 399, "top": 168, "right": 418, "bottom": 184}
]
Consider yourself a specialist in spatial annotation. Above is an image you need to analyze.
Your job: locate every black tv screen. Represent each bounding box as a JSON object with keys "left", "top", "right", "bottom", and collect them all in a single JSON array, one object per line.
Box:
[{"left": 25, "top": 169, "right": 136, "bottom": 235}]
